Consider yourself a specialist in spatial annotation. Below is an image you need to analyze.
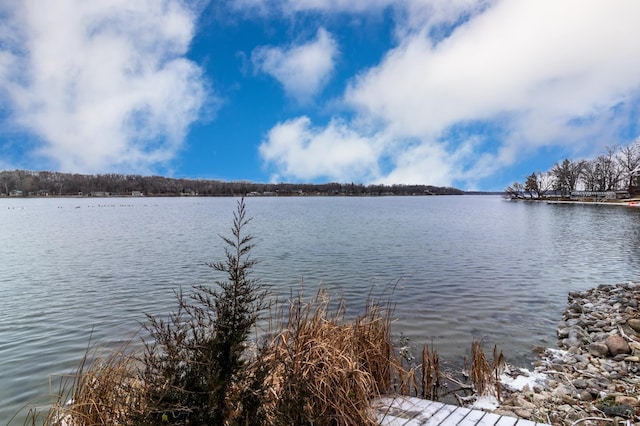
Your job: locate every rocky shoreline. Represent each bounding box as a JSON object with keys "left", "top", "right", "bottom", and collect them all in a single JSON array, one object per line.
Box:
[{"left": 493, "top": 282, "right": 640, "bottom": 425}]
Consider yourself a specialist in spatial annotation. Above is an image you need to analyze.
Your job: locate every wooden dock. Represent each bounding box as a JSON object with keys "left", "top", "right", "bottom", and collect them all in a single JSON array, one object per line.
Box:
[{"left": 374, "top": 396, "right": 550, "bottom": 426}]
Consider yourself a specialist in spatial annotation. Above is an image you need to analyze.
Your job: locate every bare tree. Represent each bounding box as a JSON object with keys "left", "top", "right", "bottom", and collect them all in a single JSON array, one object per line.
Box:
[
  {"left": 617, "top": 140, "right": 640, "bottom": 193},
  {"left": 504, "top": 182, "right": 524, "bottom": 199}
]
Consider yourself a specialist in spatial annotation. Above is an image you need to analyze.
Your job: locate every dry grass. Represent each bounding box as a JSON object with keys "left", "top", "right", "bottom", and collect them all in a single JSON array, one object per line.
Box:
[
  {"left": 23, "top": 304, "right": 513, "bottom": 426},
  {"left": 470, "top": 340, "right": 505, "bottom": 401},
  {"left": 24, "top": 291, "right": 405, "bottom": 426},
  {"left": 420, "top": 343, "right": 440, "bottom": 400},
  {"left": 23, "top": 341, "right": 142, "bottom": 426},
  {"left": 257, "top": 290, "right": 404, "bottom": 425}
]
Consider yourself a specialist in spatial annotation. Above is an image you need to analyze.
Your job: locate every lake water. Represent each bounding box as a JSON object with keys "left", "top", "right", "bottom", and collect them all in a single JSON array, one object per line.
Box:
[{"left": 2, "top": 195, "right": 640, "bottom": 422}]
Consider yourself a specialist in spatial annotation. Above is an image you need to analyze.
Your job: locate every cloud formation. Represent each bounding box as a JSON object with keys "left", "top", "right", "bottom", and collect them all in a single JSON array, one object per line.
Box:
[
  {"left": 252, "top": 28, "right": 338, "bottom": 103},
  {"left": 256, "top": 0, "right": 640, "bottom": 187},
  {"left": 0, "top": 0, "right": 208, "bottom": 173},
  {"left": 259, "top": 116, "right": 381, "bottom": 182}
]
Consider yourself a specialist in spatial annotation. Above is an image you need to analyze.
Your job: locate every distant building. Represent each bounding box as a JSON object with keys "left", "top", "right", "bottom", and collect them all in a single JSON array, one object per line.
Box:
[
  {"left": 9, "top": 189, "right": 23, "bottom": 197},
  {"left": 570, "top": 190, "right": 629, "bottom": 200}
]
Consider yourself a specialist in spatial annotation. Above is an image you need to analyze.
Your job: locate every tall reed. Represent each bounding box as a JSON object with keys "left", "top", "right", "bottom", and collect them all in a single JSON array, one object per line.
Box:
[{"left": 470, "top": 340, "right": 505, "bottom": 401}]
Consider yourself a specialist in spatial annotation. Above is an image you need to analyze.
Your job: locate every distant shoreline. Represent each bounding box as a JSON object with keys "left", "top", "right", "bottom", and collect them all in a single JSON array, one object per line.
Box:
[
  {"left": 508, "top": 197, "right": 640, "bottom": 207},
  {"left": 0, "top": 192, "right": 504, "bottom": 199}
]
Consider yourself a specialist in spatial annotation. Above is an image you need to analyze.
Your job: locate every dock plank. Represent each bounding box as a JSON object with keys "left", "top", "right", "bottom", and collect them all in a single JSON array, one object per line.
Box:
[
  {"left": 374, "top": 396, "right": 551, "bottom": 426},
  {"left": 495, "top": 415, "right": 518, "bottom": 426},
  {"left": 440, "top": 406, "right": 473, "bottom": 425},
  {"left": 425, "top": 404, "right": 457, "bottom": 425},
  {"left": 456, "top": 409, "right": 488, "bottom": 426}
]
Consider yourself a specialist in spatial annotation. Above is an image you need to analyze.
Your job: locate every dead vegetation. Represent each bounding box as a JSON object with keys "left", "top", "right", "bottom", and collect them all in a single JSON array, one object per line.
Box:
[
  {"left": 23, "top": 291, "right": 407, "bottom": 426},
  {"left": 256, "top": 290, "right": 403, "bottom": 425},
  {"left": 470, "top": 340, "right": 506, "bottom": 401},
  {"left": 22, "top": 304, "right": 509, "bottom": 426}
]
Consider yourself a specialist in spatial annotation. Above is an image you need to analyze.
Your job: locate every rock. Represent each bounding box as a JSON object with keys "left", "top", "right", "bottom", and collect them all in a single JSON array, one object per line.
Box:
[
  {"left": 552, "top": 385, "right": 572, "bottom": 399},
  {"left": 605, "top": 335, "right": 631, "bottom": 356},
  {"left": 513, "top": 396, "right": 536, "bottom": 410},
  {"left": 572, "top": 378, "right": 588, "bottom": 389},
  {"left": 627, "top": 318, "right": 640, "bottom": 332},
  {"left": 615, "top": 395, "right": 639, "bottom": 407},
  {"left": 578, "top": 390, "right": 593, "bottom": 401},
  {"left": 568, "top": 303, "right": 583, "bottom": 313},
  {"left": 563, "top": 337, "right": 581, "bottom": 349},
  {"left": 512, "top": 408, "right": 532, "bottom": 419},
  {"left": 488, "top": 283, "right": 640, "bottom": 424},
  {"left": 600, "top": 404, "right": 635, "bottom": 418},
  {"left": 588, "top": 342, "right": 610, "bottom": 357},
  {"left": 574, "top": 354, "right": 589, "bottom": 364}
]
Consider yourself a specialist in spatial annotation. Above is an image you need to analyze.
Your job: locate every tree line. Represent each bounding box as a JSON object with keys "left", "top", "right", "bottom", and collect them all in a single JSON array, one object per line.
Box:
[
  {"left": 505, "top": 139, "right": 640, "bottom": 199},
  {"left": 0, "top": 169, "right": 464, "bottom": 197}
]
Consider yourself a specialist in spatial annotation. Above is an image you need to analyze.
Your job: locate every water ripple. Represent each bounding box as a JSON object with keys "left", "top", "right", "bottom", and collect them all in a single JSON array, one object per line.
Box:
[{"left": 2, "top": 196, "right": 640, "bottom": 421}]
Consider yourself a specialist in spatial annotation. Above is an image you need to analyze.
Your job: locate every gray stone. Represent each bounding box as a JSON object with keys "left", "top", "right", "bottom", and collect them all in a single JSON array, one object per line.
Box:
[
  {"left": 568, "top": 302, "right": 583, "bottom": 313},
  {"left": 613, "top": 353, "right": 628, "bottom": 362},
  {"left": 572, "top": 378, "right": 588, "bottom": 389},
  {"left": 563, "top": 337, "right": 581, "bottom": 348},
  {"left": 588, "top": 342, "right": 610, "bottom": 357},
  {"left": 579, "top": 390, "right": 594, "bottom": 401},
  {"left": 574, "top": 354, "right": 590, "bottom": 364}
]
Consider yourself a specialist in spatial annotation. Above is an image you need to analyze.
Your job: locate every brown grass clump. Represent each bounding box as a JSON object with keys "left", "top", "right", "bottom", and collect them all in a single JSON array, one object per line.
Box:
[
  {"left": 420, "top": 343, "right": 440, "bottom": 400},
  {"left": 23, "top": 341, "right": 142, "bottom": 426},
  {"left": 256, "top": 290, "right": 404, "bottom": 426},
  {"left": 470, "top": 340, "right": 505, "bottom": 401},
  {"left": 23, "top": 291, "right": 404, "bottom": 426}
]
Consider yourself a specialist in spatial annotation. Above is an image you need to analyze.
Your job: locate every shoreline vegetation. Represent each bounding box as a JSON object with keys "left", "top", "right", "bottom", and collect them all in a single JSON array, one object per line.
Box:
[
  {"left": 16, "top": 199, "right": 640, "bottom": 426},
  {"left": 507, "top": 196, "right": 640, "bottom": 208},
  {"left": 0, "top": 169, "right": 467, "bottom": 198}
]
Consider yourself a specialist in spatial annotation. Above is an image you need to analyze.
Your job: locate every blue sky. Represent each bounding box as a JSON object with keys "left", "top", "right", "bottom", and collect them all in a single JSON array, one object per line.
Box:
[{"left": 1, "top": 0, "right": 639, "bottom": 191}]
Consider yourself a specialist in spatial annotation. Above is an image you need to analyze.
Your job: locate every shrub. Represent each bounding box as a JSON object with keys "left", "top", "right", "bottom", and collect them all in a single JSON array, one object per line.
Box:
[{"left": 135, "top": 196, "right": 266, "bottom": 425}]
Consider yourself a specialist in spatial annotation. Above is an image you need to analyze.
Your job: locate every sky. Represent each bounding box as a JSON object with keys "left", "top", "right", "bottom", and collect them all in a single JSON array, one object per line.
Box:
[{"left": 0, "top": 0, "right": 639, "bottom": 191}]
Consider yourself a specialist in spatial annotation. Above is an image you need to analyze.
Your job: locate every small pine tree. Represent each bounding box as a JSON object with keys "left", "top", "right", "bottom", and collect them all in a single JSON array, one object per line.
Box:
[{"left": 137, "top": 197, "right": 265, "bottom": 425}]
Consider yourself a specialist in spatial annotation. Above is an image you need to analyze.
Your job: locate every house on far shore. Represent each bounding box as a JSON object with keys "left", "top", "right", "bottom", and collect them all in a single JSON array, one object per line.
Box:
[
  {"left": 131, "top": 191, "right": 144, "bottom": 197},
  {"left": 9, "top": 189, "right": 23, "bottom": 197},
  {"left": 570, "top": 190, "right": 629, "bottom": 201}
]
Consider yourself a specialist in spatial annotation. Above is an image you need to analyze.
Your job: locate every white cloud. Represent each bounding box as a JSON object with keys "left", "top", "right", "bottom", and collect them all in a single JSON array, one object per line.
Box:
[
  {"left": 259, "top": 116, "right": 382, "bottom": 182},
  {"left": 252, "top": 28, "right": 338, "bottom": 103},
  {"left": 0, "top": 0, "right": 209, "bottom": 173},
  {"left": 232, "top": 0, "right": 393, "bottom": 15},
  {"left": 233, "top": 0, "right": 491, "bottom": 41},
  {"left": 348, "top": 1, "right": 640, "bottom": 135},
  {"left": 258, "top": 0, "right": 640, "bottom": 187}
]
